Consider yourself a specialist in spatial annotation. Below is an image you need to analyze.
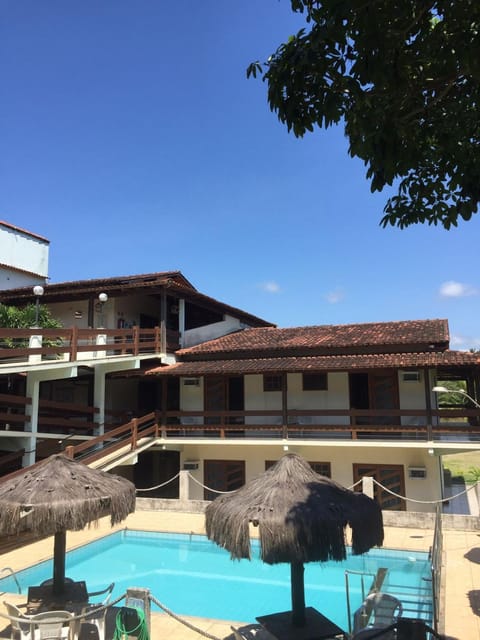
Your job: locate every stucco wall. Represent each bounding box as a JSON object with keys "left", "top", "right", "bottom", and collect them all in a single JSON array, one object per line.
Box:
[
  {"left": 0, "top": 223, "right": 49, "bottom": 282},
  {"left": 172, "top": 442, "right": 441, "bottom": 512},
  {"left": 182, "top": 316, "right": 244, "bottom": 348}
]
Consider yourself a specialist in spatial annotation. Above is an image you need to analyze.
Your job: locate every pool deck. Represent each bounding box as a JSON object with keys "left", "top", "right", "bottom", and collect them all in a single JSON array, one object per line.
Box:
[{"left": 0, "top": 509, "right": 478, "bottom": 640}]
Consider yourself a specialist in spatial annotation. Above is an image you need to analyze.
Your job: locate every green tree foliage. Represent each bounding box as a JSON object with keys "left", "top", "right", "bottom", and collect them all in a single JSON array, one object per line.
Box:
[
  {"left": 435, "top": 380, "right": 467, "bottom": 408},
  {"left": 0, "top": 303, "right": 61, "bottom": 330},
  {"left": 247, "top": 1, "right": 480, "bottom": 229},
  {"left": 0, "top": 304, "right": 62, "bottom": 348}
]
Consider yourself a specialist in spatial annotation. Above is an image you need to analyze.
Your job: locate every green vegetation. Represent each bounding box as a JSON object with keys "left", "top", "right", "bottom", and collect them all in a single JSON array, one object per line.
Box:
[
  {"left": 0, "top": 303, "right": 61, "bottom": 331},
  {"left": 247, "top": 0, "right": 480, "bottom": 229},
  {"left": 0, "top": 304, "right": 62, "bottom": 349},
  {"left": 442, "top": 452, "right": 480, "bottom": 483}
]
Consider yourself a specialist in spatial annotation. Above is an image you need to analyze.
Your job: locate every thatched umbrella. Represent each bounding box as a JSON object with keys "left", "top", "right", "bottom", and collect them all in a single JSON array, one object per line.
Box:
[
  {"left": 0, "top": 453, "right": 136, "bottom": 595},
  {"left": 205, "top": 453, "right": 384, "bottom": 628}
]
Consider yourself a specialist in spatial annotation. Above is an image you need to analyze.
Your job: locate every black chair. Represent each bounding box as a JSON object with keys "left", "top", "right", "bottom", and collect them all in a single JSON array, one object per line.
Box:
[
  {"left": 353, "top": 625, "right": 396, "bottom": 640},
  {"left": 353, "top": 592, "right": 403, "bottom": 635},
  {"left": 80, "top": 582, "right": 115, "bottom": 640}
]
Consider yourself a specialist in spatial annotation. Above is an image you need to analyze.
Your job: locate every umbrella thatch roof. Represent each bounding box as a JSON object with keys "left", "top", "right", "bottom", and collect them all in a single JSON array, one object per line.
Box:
[
  {"left": 0, "top": 453, "right": 136, "bottom": 536},
  {"left": 205, "top": 453, "right": 384, "bottom": 564}
]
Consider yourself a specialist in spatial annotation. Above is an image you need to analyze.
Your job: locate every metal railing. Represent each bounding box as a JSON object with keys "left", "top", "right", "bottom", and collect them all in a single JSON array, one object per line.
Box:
[
  {"left": 0, "top": 567, "right": 21, "bottom": 594},
  {"left": 344, "top": 569, "right": 378, "bottom": 634},
  {"left": 430, "top": 504, "right": 443, "bottom": 633}
]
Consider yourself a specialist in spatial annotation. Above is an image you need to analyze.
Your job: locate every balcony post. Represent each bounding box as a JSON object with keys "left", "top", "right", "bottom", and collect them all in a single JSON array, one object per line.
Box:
[
  {"left": 95, "top": 331, "right": 107, "bottom": 358},
  {"left": 28, "top": 332, "right": 43, "bottom": 364},
  {"left": 24, "top": 373, "right": 40, "bottom": 467},
  {"left": 93, "top": 367, "right": 106, "bottom": 436},
  {"left": 131, "top": 418, "right": 138, "bottom": 450},
  {"left": 282, "top": 373, "right": 288, "bottom": 439},
  {"left": 424, "top": 367, "right": 434, "bottom": 440},
  {"left": 154, "top": 326, "right": 161, "bottom": 353},
  {"left": 160, "top": 289, "right": 167, "bottom": 352},
  {"left": 70, "top": 326, "right": 78, "bottom": 361},
  {"left": 133, "top": 325, "right": 139, "bottom": 356},
  {"left": 178, "top": 299, "right": 185, "bottom": 348}
]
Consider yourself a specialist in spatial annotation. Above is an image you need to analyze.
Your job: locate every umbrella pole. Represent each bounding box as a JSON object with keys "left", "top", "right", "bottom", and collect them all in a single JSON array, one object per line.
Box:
[
  {"left": 290, "top": 561, "right": 306, "bottom": 627},
  {"left": 52, "top": 531, "right": 66, "bottom": 596}
]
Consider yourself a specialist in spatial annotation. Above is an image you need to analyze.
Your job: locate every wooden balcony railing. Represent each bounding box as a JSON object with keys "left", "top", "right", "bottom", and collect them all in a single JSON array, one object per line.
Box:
[
  {"left": 1, "top": 402, "right": 479, "bottom": 479},
  {"left": 1, "top": 390, "right": 479, "bottom": 444},
  {"left": 63, "top": 412, "right": 160, "bottom": 465},
  {"left": 159, "top": 408, "right": 480, "bottom": 442},
  {"left": 0, "top": 393, "right": 101, "bottom": 434},
  {"left": 0, "top": 412, "right": 161, "bottom": 479},
  {"left": 0, "top": 326, "right": 180, "bottom": 364}
]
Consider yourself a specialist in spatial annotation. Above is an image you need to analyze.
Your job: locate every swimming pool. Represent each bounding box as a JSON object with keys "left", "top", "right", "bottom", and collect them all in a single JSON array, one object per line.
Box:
[{"left": 1, "top": 530, "right": 433, "bottom": 629}]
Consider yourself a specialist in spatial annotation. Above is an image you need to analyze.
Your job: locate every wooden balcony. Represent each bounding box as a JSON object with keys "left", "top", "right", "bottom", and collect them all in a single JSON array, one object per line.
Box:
[
  {"left": 159, "top": 408, "right": 480, "bottom": 443},
  {"left": 1, "top": 404, "right": 479, "bottom": 479},
  {"left": 2, "top": 395, "right": 479, "bottom": 444},
  {"left": 0, "top": 326, "right": 180, "bottom": 365}
]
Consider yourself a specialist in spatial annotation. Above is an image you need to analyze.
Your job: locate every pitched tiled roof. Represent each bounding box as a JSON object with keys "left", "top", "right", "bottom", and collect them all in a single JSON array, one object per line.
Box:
[
  {"left": 0, "top": 271, "right": 195, "bottom": 302},
  {"left": 147, "top": 349, "right": 480, "bottom": 376},
  {"left": 177, "top": 319, "right": 449, "bottom": 359},
  {"left": 0, "top": 271, "right": 274, "bottom": 328}
]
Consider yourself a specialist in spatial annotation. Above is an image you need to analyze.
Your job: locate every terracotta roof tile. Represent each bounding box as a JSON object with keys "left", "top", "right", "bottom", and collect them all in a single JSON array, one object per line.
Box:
[
  {"left": 0, "top": 272, "right": 273, "bottom": 328},
  {"left": 0, "top": 271, "right": 194, "bottom": 300},
  {"left": 148, "top": 349, "right": 480, "bottom": 376},
  {"left": 177, "top": 319, "right": 449, "bottom": 359}
]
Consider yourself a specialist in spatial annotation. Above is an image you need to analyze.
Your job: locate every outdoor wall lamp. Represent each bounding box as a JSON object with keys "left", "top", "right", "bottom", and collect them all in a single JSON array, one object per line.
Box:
[
  {"left": 98, "top": 292, "right": 108, "bottom": 328},
  {"left": 432, "top": 386, "right": 480, "bottom": 409},
  {"left": 32, "top": 285, "right": 44, "bottom": 328}
]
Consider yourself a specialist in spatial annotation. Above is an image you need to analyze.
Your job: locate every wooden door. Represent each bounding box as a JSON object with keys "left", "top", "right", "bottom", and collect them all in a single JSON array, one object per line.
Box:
[
  {"left": 350, "top": 371, "right": 399, "bottom": 427},
  {"left": 369, "top": 371, "right": 400, "bottom": 425},
  {"left": 204, "top": 460, "right": 245, "bottom": 500},
  {"left": 353, "top": 463, "right": 405, "bottom": 510},
  {"left": 204, "top": 375, "right": 244, "bottom": 431},
  {"left": 204, "top": 376, "right": 225, "bottom": 430}
]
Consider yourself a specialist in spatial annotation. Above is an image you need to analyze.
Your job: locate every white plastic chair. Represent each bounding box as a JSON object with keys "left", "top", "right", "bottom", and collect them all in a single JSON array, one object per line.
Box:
[
  {"left": 30, "top": 610, "right": 74, "bottom": 640},
  {"left": 3, "top": 601, "right": 34, "bottom": 640}
]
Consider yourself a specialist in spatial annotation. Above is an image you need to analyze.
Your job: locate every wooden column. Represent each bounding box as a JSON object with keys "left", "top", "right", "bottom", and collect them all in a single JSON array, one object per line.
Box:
[
  {"left": 423, "top": 367, "right": 433, "bottom": 440},
  {"left": 282, "top": 372, "right": 288, "bottom": 439}
]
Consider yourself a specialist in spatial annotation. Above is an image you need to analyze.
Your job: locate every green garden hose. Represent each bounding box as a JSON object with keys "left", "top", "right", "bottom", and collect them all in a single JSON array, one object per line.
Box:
[{"left": 113, "top": 606, "right": 150, "bottom": 640}]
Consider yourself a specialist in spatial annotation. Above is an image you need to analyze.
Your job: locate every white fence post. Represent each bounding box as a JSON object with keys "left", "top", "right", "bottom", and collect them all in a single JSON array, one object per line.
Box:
[
  {"left": 28, "top": 333, "right": 43, "bottom": 363},
  {"left": 362, "top": 476, "right": 374, "bottom": 499},
  {"left": 179, "top": 469, "right": 190, "bottom": 502}
]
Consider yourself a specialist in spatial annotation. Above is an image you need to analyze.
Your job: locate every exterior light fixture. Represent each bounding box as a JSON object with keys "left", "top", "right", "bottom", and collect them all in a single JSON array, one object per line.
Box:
[
  {"left": 32, "top": 285, "right": 44, "bottom": 327},
  {"left": 432, "top": 386, "right": 480, "bottom": 409},
  {"left": 98, "top": 292, "right": 108, "bottom": 328}
]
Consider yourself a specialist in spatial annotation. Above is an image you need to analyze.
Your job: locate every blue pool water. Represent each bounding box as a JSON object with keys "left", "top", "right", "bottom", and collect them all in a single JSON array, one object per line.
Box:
[{"left": 0, "top": 530, "right": 433, "bottom": 629}]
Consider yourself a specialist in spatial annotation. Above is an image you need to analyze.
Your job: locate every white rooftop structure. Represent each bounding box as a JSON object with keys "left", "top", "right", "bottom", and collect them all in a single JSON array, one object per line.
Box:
[{"left": 0, "top": 221, "right": 49, "bottom": 289}]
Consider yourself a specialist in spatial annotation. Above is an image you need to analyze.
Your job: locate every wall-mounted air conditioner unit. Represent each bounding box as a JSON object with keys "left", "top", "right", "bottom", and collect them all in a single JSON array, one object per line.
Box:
[
  {"left": 408, "top": 466, "right": 427, "bottom": 479},
  {"left": 183, "top": 378, "right": 200, "bottom": 386},
  {"left": 402, "top": 371, "right": 421, "bottom": 382},
  {"left": 183, "top": 460, "right": 200, "bottom": 471}
]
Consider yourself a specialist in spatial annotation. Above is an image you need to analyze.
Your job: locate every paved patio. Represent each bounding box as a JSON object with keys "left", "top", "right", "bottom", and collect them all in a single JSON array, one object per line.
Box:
[{"left": 0, "top": 510, "right": 478, "bottom": 639}]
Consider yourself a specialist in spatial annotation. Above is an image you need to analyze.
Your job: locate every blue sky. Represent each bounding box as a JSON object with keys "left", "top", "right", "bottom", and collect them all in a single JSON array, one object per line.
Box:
[{"left": 2, "top": 1, "right": 480, "bottom": 348}]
